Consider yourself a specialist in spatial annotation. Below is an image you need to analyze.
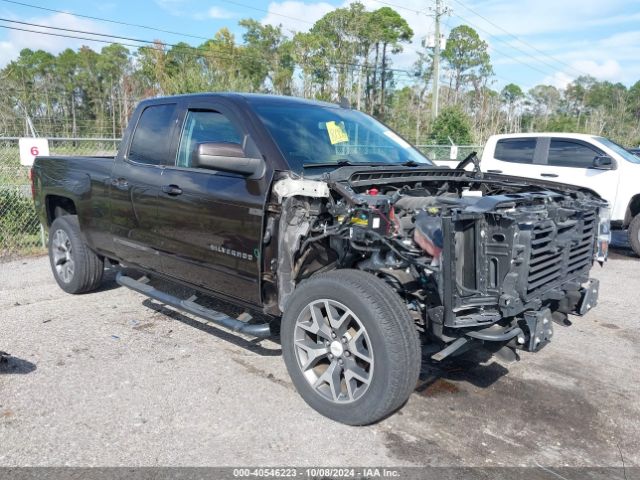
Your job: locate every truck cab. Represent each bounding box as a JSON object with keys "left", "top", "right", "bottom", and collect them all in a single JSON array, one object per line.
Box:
[{"left": 481, "top": 133, "right": 640, "bottom": 255}]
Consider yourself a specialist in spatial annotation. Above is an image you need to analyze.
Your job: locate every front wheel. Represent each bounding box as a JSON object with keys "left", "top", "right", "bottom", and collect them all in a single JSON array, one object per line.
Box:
[
  {"left": 48, "top": 215, "right": 104, "bottom": 294},
  {"left": 629, "top": 214, "right": 640, "bottom": 258},
  {"left": 281, "top": 269, "right": 420, "bottom": 425}
]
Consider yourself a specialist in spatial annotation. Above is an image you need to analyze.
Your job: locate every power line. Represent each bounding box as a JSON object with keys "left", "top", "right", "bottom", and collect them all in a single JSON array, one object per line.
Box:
[
  {"left": 368, "top": 0, "right": 424, "bottom": 15},
  {"left": 448, "top": 0, "right": 590, "bottom": 78},
  {"left": 358, "top": 0, "right": 572, "bottom": 80},
  {"left": 446, "top": 16, "right": 564, "bottom": 76},
  {"left": 0, "top": 17, "right": 190, "bottom": 47},
  {"left": 0, "top": 0, "right": 426, "bottom": 69},
  {"left": 0, "top": 23, "right": 148, "bottom": 49},
  {"left": 219, "top": 0, "right": 424, "bottom": 58},
  {"left": 218, "top": 0, "right": 314, "bottom": 25},
  {"left": 0, "top": 0, "right": 527, "bottom": 88},
  {"left": 0, "top": 0, "right": 211, "bottom": 40},
  {"left": 0, "top": 22, "right": 417, "bottom": 78},
  {"left": 363, "top": 0, "right": 529, "bottom": 88},
  {"left": 448, "top": 12, "right": 563, "bottom": 78}
]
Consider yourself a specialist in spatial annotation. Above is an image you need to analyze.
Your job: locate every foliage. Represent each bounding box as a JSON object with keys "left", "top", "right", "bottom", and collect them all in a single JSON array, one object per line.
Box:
[
  {"left": 0, "top": 189, "right": 39, "bottom": 242},
  {"left": 430, "top": 107, "right": 473, "bottom": 144},
  {"left": 442, "top": 25, "right": 493, "bottom": 100},
  {"left": 2, "top": 4, "right": 640, "bottom": 147}
]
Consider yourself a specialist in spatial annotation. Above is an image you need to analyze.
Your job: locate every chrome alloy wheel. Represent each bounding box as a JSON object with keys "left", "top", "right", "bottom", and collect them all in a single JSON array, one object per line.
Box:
[
  {"left": 52, "top": 228, "right": 74, "bottom": 283},
  {"left": 293, "top": 299, "right": 374, "bottom": 403}
]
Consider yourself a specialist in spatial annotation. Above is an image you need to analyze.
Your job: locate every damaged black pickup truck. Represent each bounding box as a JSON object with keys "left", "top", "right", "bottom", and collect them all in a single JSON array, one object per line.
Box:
[{"left": 32, "top": 93, "right": 610, "bottom": 425}]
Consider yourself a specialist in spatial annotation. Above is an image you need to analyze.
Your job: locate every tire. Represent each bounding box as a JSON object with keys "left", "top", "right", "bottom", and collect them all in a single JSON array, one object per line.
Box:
[
  {"left": 629, "top": 214, "right": 640, "bottom": 258},
  {"left": 281, "top": 269, "right": 421, "bottom": 425},
  {"left": 48, "top": 215, "right": 104, "bottom": 294}
]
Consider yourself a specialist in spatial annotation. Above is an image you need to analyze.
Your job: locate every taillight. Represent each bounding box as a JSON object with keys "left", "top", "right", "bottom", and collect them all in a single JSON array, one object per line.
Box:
[{"left": 29, "top": 167, "right": 36, "bottom": 199}]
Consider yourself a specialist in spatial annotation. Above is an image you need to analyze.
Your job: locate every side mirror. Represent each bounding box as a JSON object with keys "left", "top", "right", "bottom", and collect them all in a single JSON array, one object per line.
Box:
[
  {"left": 192, "top": 142, "right": 265, "bottom": 179},
  {"left": 592, "top": 155, "right": 614, "bottom": 170}
]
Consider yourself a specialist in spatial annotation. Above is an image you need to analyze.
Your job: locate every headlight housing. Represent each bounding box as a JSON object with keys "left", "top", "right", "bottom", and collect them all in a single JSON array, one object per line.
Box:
[{"left": 596, "top": 206, "right": 611, "bottom": 264}]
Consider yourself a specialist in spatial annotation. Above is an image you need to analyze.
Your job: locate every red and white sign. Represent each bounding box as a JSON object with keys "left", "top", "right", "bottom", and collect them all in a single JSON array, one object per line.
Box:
[{"left": 19, "top": 138, "right": 49, "bottom": 166}]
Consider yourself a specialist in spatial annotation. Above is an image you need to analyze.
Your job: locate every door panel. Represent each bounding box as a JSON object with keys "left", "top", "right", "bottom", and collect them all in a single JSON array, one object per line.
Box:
[
  {"left": 153, "top": 104, "right": 268, "bottom": 305},
  {"left": 537, "top": 138, "right": 619, "bottom": 206},
  {"left": 110, "top": 162, "right": 163, "bottom": 270},
  {"left": 109, "top": 102, "right": 179, "bottom": 271},
  {"left": 155, "top": 169, "right": 265, "bottom": 304}
]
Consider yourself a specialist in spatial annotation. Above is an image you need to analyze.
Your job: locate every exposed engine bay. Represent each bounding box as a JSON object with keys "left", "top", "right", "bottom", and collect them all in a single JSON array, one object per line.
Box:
[{"left": 266, "top": 167, "right": 610, "bottom": 360}]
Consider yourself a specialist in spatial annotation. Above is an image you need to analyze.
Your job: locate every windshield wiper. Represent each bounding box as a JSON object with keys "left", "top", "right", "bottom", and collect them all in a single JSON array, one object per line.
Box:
[
  {"left": 303, "top": 160, "right": 394, "bottom": 168},
  {"left": 303, "top": 160, "right": 429, "bottom": 169},
  {"left": 303, "top": 160, "right": 356, "bottom": 168}
]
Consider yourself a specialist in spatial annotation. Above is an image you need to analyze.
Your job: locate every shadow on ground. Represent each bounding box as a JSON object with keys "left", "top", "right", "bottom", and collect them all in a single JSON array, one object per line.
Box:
[
  {"left": 119, "top": 268, "right": 516, "bottom": 396},
  {"left": 93, "top": 267, "right": 123, "bottom": 293},
  {"left": 0, "top": 354, "right": 37, "bottom": 375},
  {"left": 416, "top": 347, "right": 510, "bottom": 396},
  {"left": 610, "top": 230, "right": 638, "bottom": 260},
  {"left": 141, "top": 299, "right": 281, "bottom": 357}
]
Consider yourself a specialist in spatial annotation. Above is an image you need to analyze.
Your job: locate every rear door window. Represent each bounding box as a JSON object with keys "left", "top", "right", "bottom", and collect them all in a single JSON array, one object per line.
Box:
[
  {"left": 547, "top": 139, "right": 602, "bottom": 168},
  {"left": 494, "top": 138, "right": 537, "bottom": 164},
  {"left": 128, "top": 103, "right": 177, "bottom": 165}
]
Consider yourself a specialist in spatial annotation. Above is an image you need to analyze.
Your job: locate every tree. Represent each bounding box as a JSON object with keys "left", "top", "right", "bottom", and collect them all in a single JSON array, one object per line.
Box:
[
  {"left": 430, "top": 107, "right": 473, "bottom": 144},
  {"left": 527, "top": 84, "right": 561, "bottom": 131},
  {"left": 97, "top": 44, "right": 131, "bottom": 136},
  {"left": 3, "top": 12, "right": 640, "bottom": 147},
  {"left": 366, "top": 7, "right": 413, "bottom": 116},
  {"left": 442, "top": 25, "right": 492, "bottom": 102},
  {"left": 501, "top": 83, "right": 524, "bottom": 132},
  {"left": 238, "top": 19, "right": 293, "bottom": 93},
  {"left": 564, "top": 75, "right": 596, "bottom": 124},
  {"left": 292, "top": 31, "right": 331, "bottom": 99},
  {"left": 308, "top": 2, "right": 369, "bottom": 102},
  {"left": 135, "top": 41, "right": 168, "bottom": 97}
]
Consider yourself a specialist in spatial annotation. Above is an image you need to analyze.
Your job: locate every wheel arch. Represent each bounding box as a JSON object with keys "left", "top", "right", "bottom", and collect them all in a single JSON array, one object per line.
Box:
[{"left": 45, "top": 195, "right": 77, "bottom": 226}]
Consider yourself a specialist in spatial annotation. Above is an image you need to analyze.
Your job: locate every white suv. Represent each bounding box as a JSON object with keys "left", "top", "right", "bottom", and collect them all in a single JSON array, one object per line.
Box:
[{"left": 481, "top": 133, "right": 640, "bottom": 256}]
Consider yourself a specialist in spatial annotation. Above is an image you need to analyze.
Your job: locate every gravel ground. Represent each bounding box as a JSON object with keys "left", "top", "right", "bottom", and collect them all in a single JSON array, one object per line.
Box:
[{"left": 0, "top": 234, "right": 638, "bottom": 468}]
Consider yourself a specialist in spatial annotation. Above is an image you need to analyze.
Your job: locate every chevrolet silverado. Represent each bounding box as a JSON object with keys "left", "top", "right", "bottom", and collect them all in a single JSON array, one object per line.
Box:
[{"left": 32, "top": 93, "right": 610, "bottom": 425}]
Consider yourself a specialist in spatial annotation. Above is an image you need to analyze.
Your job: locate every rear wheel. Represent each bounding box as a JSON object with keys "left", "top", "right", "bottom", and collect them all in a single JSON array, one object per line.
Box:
[
  {"left": 48, "top": 215, "right": 104, "bottom": 294},
  {"left": 628, "top": 214, "right": 640, "bottom": 257},
  {"left": 281, "top": 269, "right": 420, "bottom": 425}
]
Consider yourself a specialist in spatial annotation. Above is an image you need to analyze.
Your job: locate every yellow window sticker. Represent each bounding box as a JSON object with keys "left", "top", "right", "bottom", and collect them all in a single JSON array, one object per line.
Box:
[{"left": 326, "top": 121, "right": 349, "bottom": 145}]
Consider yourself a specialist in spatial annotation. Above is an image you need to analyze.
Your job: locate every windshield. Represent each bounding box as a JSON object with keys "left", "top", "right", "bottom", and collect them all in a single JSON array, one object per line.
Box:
[
  {"left": 595, "top": 136, "right": 640, "bottom": 164},
  {"left": 252, "top": 104, "right": 433, "bottom": 172}
]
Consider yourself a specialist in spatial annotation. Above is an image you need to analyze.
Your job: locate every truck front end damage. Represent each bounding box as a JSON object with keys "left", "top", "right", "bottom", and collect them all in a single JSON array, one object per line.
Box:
[{"left": 268, "top": 167, "right": 609, "bottom": 360}]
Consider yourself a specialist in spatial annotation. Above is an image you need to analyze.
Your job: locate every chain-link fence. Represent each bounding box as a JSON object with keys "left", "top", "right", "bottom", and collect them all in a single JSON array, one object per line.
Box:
[
  {"left": 1, "top": 138, "right": 481, "bottom": 261},
  {"left": 0, "top": 137, "right": 120, "bottom": 262},
  {"left": 416, "top": 145, "right": 484, "bottom": 167}
]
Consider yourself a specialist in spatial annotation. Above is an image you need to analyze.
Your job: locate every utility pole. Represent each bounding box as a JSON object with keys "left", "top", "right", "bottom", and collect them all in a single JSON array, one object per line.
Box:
[{"left": 430, "top": 0, "right": 449, "bottom": 120}]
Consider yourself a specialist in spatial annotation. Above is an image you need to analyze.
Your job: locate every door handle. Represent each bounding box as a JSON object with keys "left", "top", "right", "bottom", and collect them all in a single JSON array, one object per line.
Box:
[
  {"left": 487, "top": 169, "right": 502, "bottom": 173},
  {"left": 541, "top": 173, "right": 559, "bottom": 178},
  {"left": 110, "top": 177, "right": 129, "bottom": 190},
  {"left": 162, "top": 184, "right": 183, "bottom": 196}
]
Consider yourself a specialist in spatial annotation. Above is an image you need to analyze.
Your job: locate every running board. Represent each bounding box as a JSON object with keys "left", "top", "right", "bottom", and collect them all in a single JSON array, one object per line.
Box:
[{"left": 116, "top": 272, "right": 272, "bottom": 338}]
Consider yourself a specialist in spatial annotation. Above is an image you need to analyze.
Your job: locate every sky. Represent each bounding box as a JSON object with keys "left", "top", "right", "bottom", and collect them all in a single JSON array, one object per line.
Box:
[{"left": 0, "top": 0, "right": 639, "bottom": 92}]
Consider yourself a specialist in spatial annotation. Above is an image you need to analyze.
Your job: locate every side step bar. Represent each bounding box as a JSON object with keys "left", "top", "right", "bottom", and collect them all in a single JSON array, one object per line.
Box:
[{"left": 116, "top": 272, "right": 272, "bottom": 338}]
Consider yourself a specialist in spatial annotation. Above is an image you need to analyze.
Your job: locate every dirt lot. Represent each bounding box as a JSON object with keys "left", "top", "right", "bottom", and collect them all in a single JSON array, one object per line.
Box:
[{"left": 1, "top": 236, "right": 639, "bottom": 468}]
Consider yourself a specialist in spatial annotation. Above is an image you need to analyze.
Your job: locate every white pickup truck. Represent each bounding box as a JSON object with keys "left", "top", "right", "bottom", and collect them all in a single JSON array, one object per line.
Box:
[{"left": 481, "top": 133, "right": 640, "bottom": 256}]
